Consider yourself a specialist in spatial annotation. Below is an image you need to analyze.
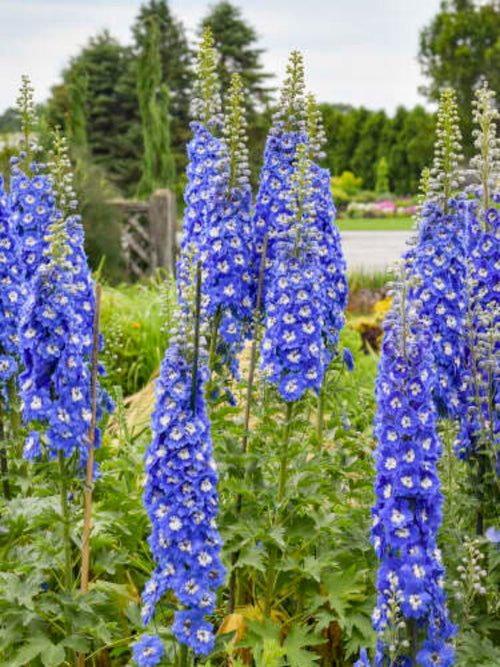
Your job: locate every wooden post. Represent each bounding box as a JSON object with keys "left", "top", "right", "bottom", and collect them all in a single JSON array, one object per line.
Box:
[
  {"left": 110, "top": 191, "right": 177, "bottom": 279},
  {"left": 78, "top": 284, "right": 102, "bottom": 667},
  {"left": 148, "top": 189, "right": 177, "bottom": 275}
]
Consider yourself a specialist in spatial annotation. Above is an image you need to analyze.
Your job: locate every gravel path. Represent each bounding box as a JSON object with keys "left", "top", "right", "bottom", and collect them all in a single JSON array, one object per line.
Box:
[{"left": 340, "top": 230, "right": 414, "bottom": 272}]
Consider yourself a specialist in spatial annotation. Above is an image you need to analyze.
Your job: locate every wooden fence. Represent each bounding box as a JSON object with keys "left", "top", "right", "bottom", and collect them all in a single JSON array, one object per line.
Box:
[{"left": 110, "top": 189, "right": 177, "bottom": 280}]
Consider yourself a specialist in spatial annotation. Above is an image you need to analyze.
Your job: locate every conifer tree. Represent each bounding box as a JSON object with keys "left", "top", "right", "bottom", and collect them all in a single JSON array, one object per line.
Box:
[{"left": 136, "top": 16, "right": 176, "bottom": 198}]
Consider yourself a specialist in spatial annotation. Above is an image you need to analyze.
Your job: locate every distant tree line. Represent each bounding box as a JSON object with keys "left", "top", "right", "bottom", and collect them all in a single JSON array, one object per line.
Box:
[
  {"left": 320, "top": 104, "right": 436, "bottom": 195},
  {"left": 2, "top": 0, "right": 499, "bottom": 201}
]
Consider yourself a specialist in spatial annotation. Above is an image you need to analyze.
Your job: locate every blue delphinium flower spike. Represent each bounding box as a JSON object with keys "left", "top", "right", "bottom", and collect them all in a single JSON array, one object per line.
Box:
[
  {"left": 370, "top": 267, "right": 455, "bottom": 665},
  {"left": 18, "top": 133, "right": 112, "bottom": 465}
]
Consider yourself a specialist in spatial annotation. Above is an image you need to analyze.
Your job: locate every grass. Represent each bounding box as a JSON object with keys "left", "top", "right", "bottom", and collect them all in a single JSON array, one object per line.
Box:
[
  {"left": 347, "top": 268, "right": 391, "bottom": 293},
  {"left": 336, "top": 216, "right": 414, "bottom": 231}
]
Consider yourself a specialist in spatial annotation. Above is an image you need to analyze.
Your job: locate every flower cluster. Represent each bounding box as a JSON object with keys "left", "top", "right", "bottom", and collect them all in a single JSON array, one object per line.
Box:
[
  {"left": 132, "top": 634, "right": 165, "bottom": 667},
  {"left": 367, "top": 276, "right": 455, "bottom": 666},
  {"left": 198, "top": 73, "right": 255, "bottom": 349},
  {"left": 18, "top": 135, "right": 112, "bottom": 464},
  {"left": 252, "top": 51, "right": 307, "bottom": 294},
  {"left": 0, "top": 176, "right": 23, "bottom": 386},
  {"left": 309, "top": 161, "right": 348, "bottom": 351},
  {"left": 260, "top": 251, "right": 327, "bottom": 401},
  {"left": 141, "top": 343, "right": 225, "bottom": 655},
  {"left": 179, "top": 124, "right": 227, "bottom": 259},
  {"left": 405, "top": 198, "right": 468, "bottom": 417},
  {"left": 455, "top": 196, "right": 500, "bottom": 463},
  {"left": 178, "top": 27, "right": 225, "bottom": 277},
  {"left": 452, "top": 83, "right": 500, "bottom": 466},
  {"left": 9, "top": 160, "right": 55, "bottom": 277}
]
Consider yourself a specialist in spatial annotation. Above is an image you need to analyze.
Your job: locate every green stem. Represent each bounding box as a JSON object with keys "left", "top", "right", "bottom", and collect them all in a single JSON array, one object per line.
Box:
[
  {"left": 208, "top": 305, "right": 222, "bottom": 375},
  {"left": 190, "top": 261, "right": 202, "bottom": 414},
  {"left": 178, "top": 644, "right": 189, "bottom": 667},
  {"left": 0, "top": 408, "right": 11, "bottom": 501},
  {"left": 228, "top": 235, "right": 268, "bottom": 614},
  {"left": 58, "top": 451, "right": 73, "bottom": 595},
  {"left": 264, "top": 402, "right": 294, "bottom": 616},
  {"left": 278, "top": 402, "right": 294, "bottom": 501},
  {"left": 316, "top": 380, "right": 325, "bottom": 452}
]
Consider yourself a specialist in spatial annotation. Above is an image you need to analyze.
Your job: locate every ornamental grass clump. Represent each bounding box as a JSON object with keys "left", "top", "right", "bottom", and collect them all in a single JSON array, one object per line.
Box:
[
  {"left": 137, "top": 266, "right": 225, "bottom": 660},
  {"left": 18, "top": 132, "right": 111, "bottom": 464},
  {"left": 361, "top": 265, "right": 456, "bottom": 667}
]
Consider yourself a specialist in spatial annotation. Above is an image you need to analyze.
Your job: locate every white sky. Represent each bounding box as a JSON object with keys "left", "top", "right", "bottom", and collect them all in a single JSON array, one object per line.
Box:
[{"left": 0, "top": 0, "right": 441, "bottom": 114}]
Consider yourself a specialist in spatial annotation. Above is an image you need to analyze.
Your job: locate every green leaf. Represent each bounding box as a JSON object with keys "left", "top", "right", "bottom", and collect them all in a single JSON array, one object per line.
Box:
[
  {"left": 8, "top": 636, "right": 52, "bottom": 667},
  {"left": 283, "top": 625, "right": 323, "bottom": 667},
  {"left": 302, "top": 556, "right": 322, "bottom": 583},
  {"left": 238, "top": 617, "right": 282, "bottom": 649},
  {"left": 235, "top": 544, "right": 266, "bottom": 572},
  {"left": 62, "top": 635, "right": 91, "bottom": 652},
  {"left": 41, "top": 643, "right": 66, "bottom": 666}
]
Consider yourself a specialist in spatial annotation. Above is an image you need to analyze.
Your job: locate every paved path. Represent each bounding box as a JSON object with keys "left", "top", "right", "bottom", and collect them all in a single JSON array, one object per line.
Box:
[
  {"left": 340, "top": 230, "right": 413, "bottom": 272},
  {"left": 176, "top": 230, "right": 414, "bottom": 273}
]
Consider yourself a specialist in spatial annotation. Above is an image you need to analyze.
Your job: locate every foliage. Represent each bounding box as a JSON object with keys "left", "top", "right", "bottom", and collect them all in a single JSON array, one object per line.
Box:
[
  {"left": 132, "top": 0, "right": 193, "bottom": 179},
  {"left": 419, "top": 0, "right": 500, "bottom": 153},
  {"left": 46, "top": 31, "right": 142, "bottom": 196},
  {"left": 374, "top": 157, "right": 389, "bottom": 195},
  {"left": 200, "top": 1, "right": 274, "bottom": 112},
  {"left": 136, "top": 16, "right": 176, "bottom": 198},
  {"left": 320, "top": 104, "right": 436, "bottom": 196},
  {"left": 0, "top": 107, "right": 22, "bottom": 133},
  {"left": 100, "top": 278, "right": 172, "bottom": 396}
]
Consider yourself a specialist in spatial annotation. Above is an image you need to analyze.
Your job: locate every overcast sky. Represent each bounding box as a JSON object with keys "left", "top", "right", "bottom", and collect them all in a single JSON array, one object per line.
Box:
[{"left": 0, "top": 0, "right": 440, "bottom": 115}]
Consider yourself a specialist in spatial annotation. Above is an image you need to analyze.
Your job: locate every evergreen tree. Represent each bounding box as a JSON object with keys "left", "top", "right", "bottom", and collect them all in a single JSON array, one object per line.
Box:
[
  {"left": 351, "top": 110, "right": 387, "bottom": 189},
  {"left": 375, "top": 156, "right": 389, "bottom": 194},
  {"left": 0, "top": 108, "right": 21, "bottom": 133},
  {"left": 136, "top": 16, "right": 176, "bottom": 198},
  {"left": 46, "top": 31, "right": 142, "bottom": 195},
  {"left": 200, "top": 1, "right": 273, "bottom": 111},
  {"left": 66, "top": 66, "right": 88, "bottom": 156},
  {"left": 419, "top": 0, "right": 500, "bottom": 152},
  {"left": 132, "top": 0, "right": 192, "bottom": 176}
]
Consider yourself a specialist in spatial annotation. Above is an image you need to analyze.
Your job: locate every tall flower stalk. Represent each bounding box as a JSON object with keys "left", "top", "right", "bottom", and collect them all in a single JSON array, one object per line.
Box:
[
  {"left": 455, "top": 82, "right": 500, "bottom": 533},
  {"left": 404, "top": 90, "right": 468, "bottom": 419},
  {"left": 359, "top": 264, "right": 455, "bottom": 667},
  {"left": 252, "top": 50, "right": 307, "bottom": 296},
  {"left": 199, "top": 72, "right": 254, "bottom": 374},
  {"left": 136, "top": 262, "right": 225, "bottom": 663}
]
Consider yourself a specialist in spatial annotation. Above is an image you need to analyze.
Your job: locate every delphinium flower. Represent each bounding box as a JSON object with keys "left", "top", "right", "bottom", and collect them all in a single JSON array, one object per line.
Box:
[
  {"left": 252, "top": 51, "right": 308, "bottom": 298},
  {"left": 259, "top": 144, "right": 328, "bottom": 401},
  {"left": 18, "top": 131, "right": 112, "bottom": 464},
  {"left": 139, "top": 264, "right": 225, "bottom": 656},
  {"left": 305, "top": 93, "right": 348, "bottom": 354},
  {"left": 198, "top": 72, "right": 255, "bottom": 363},
  {"left": 177, "top": 27, "right": 225, "bottom": 292},
  {"left": 132, "top": 634, "right": 165, "bottom": 667},
  {"left": 404, "top": 90, "right": 468, "bottom": 418},
  {"left": 9, "top": 77, "right": 55, "bottom": 280},
  {"left": 0, "top": 176, "right": 22, "bottom": 389},
  {"left": 453, "top": 83, "right": 500, "bottom": 496},
  {"left": 366, "top": 264, "right": 456, "bottom": 667}
]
